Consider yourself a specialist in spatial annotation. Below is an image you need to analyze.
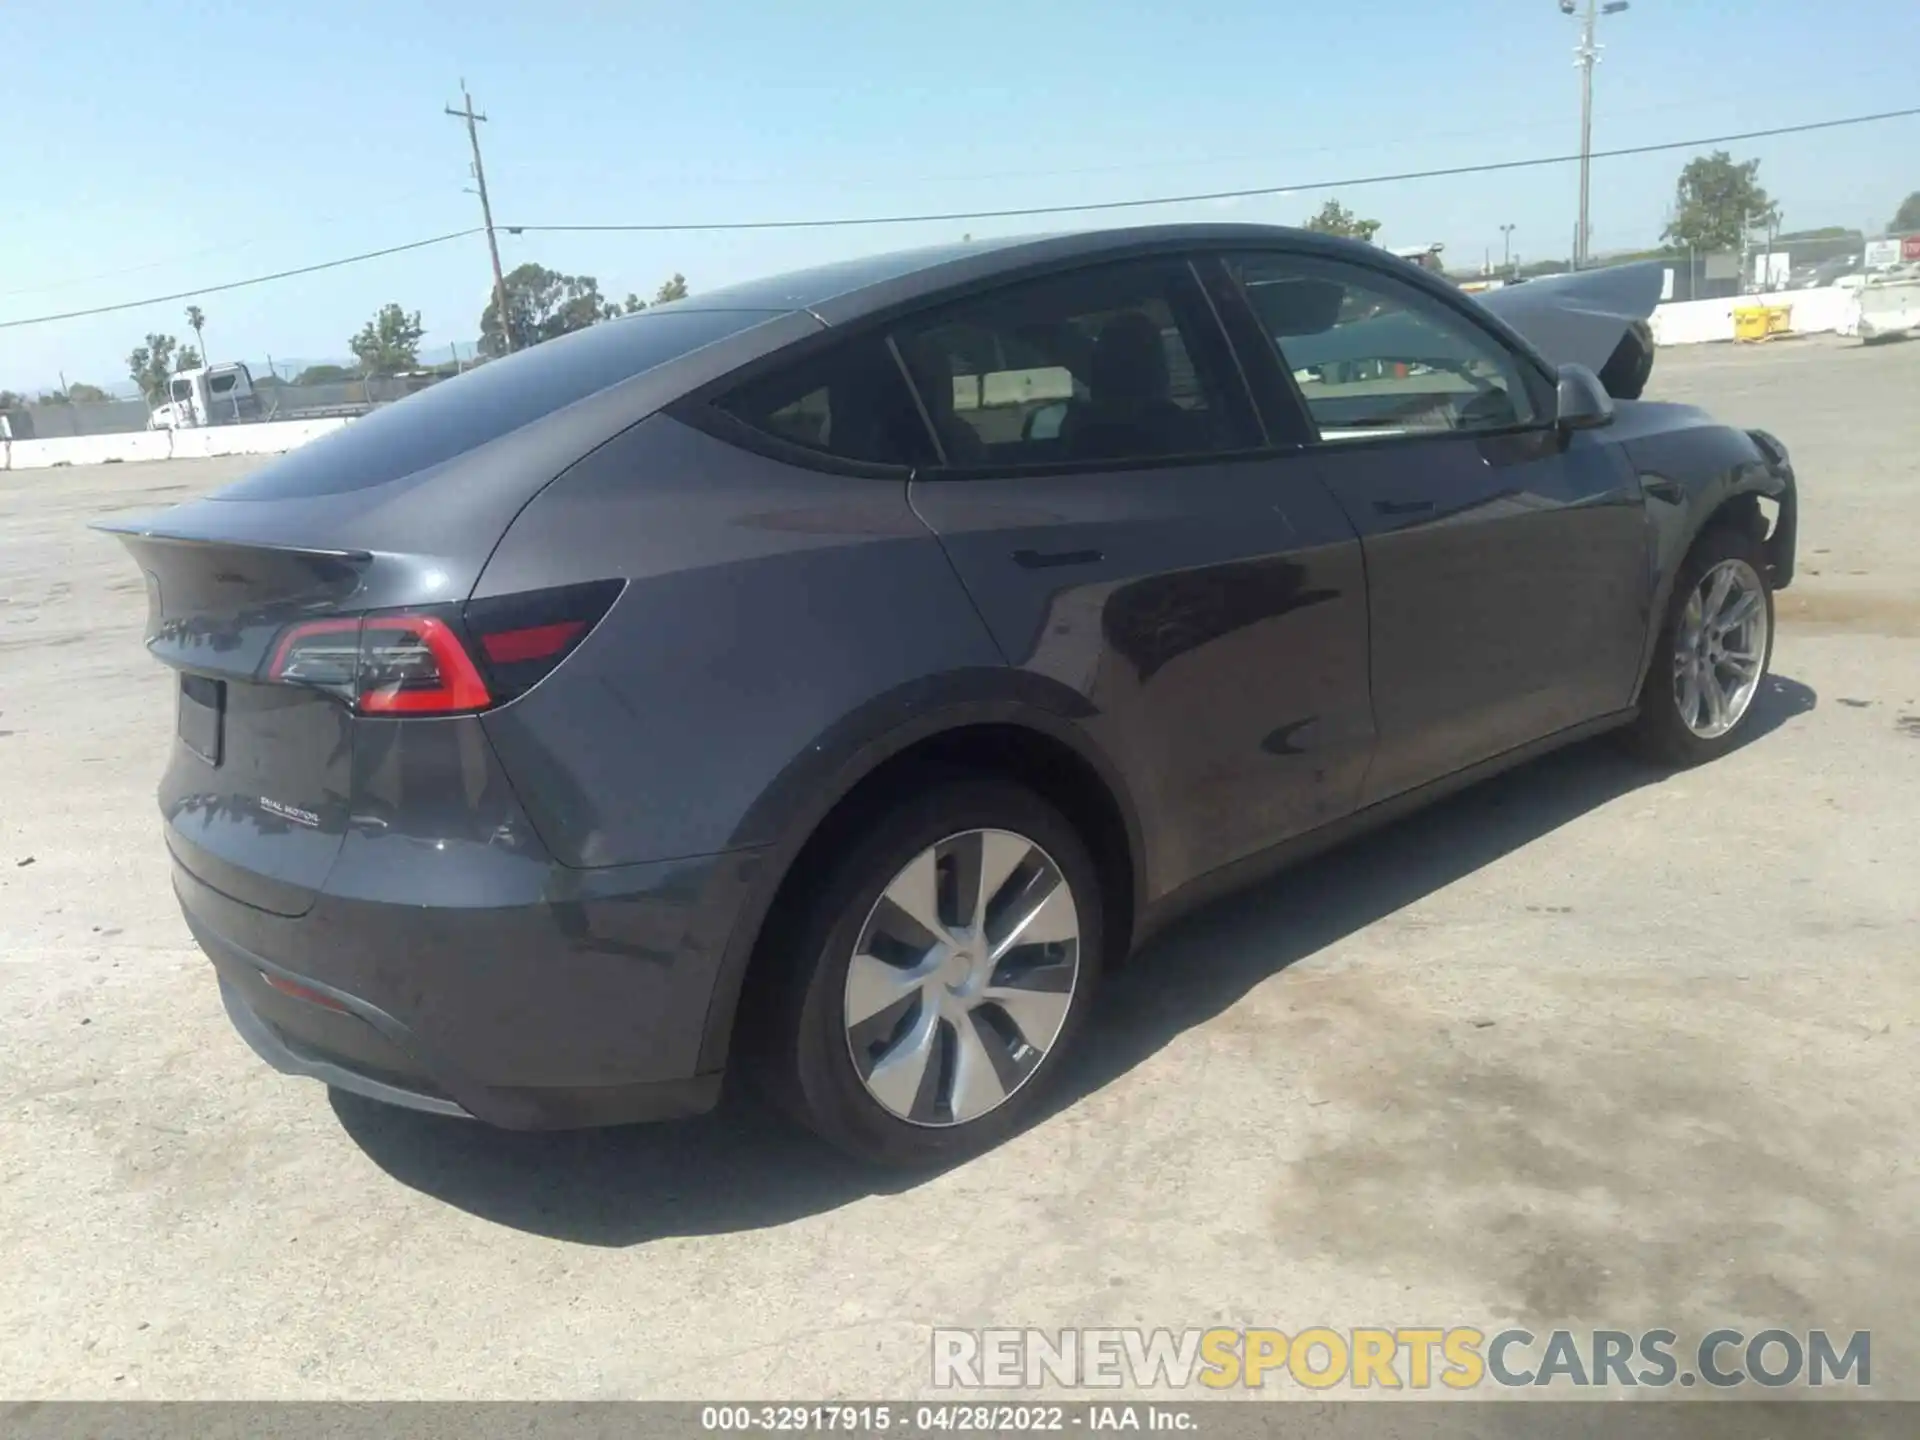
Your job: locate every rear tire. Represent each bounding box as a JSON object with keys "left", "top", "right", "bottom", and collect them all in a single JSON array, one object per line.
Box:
[
  {"left": 1626, "top": 525, "right": 1775, "bottom": 767},
  {"left": 759, "top": 778, "right": 1103, "bottom": 1167}
]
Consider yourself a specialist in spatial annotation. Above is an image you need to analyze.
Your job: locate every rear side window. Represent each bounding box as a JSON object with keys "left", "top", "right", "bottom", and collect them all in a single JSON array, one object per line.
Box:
[
  {"left": 217, "top": 309, "right": 782, "bottom": 499},
  {"left": 892, "top": 258, "right": 1258, "bottom": 470},
  {"left": 1225, "top": 253, "right": 1538, "bottom": 440},
  {"left": 714, "top": 337, "right": 937, "bottom": 468}
]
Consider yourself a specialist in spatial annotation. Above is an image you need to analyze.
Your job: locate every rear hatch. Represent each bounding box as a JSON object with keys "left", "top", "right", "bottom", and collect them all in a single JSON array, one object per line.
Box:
[
  {"left": 112, "top": 532, "right": 373, "bottom": 915},
  {"left": 96, "top": 345, "right": 638, "bottom": 916},
  {"left": 100, "top": 427, "right": 579, "bottom": 915},
  {"left": 97, "top": 305, "right": 797, "bottom": 915}
]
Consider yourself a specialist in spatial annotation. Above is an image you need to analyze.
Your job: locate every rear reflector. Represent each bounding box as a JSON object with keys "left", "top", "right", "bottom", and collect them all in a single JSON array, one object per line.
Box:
[
  {"left": 262, "top": 580, "right": 622, "bottom": 715},
  {"left": 263, "top": 972, "right": 350, "bottom": 1013}
]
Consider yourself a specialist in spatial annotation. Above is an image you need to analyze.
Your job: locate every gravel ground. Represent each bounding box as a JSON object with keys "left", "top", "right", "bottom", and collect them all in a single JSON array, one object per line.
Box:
[{"left": 1, "top": 336, "right": 1916, "bottom": 1401}]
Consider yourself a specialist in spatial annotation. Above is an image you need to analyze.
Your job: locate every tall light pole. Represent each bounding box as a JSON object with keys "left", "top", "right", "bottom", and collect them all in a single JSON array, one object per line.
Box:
[
  {"left": 1561, "top": 0, "right": 1630, "bottom": 269},
  {"left": 1500, "top": 223, "right": 1517, "bottom": 278}
]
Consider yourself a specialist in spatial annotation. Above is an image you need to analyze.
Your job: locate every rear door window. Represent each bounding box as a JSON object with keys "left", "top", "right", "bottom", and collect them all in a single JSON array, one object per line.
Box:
[
  {"left": 714, "top": 337, "right": 937, "bottom": 468},
  {"left": 891, "top": 258, "right": 1259, "bottom": 470}
]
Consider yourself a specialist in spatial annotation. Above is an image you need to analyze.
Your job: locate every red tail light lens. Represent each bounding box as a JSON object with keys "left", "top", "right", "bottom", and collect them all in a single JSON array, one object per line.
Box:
[
  {"left": 357, "top": 616, "right": 492, "bottom": 714},
  {"left": 464, "top": 579, "right": 623, "bottom": 702},
  {"left": 267, "top": 611, "right": 490, "bottom": 715},
  {"left": 264, "top": 581, "right": 621, "bottom": 715},
  {"left": 479, "top": 619, "right": 587, "bottom": 666}
]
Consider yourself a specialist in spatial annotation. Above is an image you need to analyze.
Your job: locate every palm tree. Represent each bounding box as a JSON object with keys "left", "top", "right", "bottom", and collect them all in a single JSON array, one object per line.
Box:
[{"left": 185, "top": 306, "right": 207, "bottom": 367}]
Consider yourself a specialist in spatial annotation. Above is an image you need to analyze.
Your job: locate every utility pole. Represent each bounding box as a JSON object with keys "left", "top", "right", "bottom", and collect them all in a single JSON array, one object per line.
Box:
[
  {"left": 1500, "top": 223, "right": 1516, "bottom": 279},
  {"left": 446, "top": 81, "right": 514, "bottom": 354},
  {"left": 1562, "top": 0, "right": 1630, "bottom": 269}
]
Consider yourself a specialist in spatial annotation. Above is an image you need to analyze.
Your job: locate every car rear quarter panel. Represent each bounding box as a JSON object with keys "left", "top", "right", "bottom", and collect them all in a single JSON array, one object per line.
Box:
[{"left": 472, "top": 413, "right": 1011, "bottom": 870}]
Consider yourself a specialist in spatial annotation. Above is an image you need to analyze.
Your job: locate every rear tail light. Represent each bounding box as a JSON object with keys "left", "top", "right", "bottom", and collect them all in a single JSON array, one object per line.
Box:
[
  {"left": 264, "top": 580, "right": 621, "bottom": 716},
  {"left": 463, "top": 579, "right": 624, "bottom": 703}
]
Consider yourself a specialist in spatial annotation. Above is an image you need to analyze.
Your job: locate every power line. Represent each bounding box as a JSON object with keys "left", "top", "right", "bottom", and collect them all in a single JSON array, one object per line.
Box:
[
  {"left": 4, "top": 104, "right": 1914, "bottom": 333},
  {"left": 479, "top": 66, "right": 1907, "bottom": 197},
  {"left": 0, "top": 230, "right": 479, "bottom": 330},
  {"left": 507, "top": 106, "right": 1920, "bottom": 235}
]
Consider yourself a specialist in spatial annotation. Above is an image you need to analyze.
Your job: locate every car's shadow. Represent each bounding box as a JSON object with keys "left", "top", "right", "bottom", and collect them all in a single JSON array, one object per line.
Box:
[{"left": 334, "top": 675, "right": 1816, "bottom": 1245}]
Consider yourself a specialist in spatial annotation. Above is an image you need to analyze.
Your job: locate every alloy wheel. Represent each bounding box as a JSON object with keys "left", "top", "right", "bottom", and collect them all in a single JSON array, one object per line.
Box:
[
  {"left": 1672, "top": 557, "right": 1769, "bottom": 740},
  {"left": 842, "top": 828, "right": 1081, "bottom": 1128}
]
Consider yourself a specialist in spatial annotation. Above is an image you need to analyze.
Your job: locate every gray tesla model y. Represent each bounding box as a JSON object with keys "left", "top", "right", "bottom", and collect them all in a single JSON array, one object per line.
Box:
[{"left": 102, "top": 225, "right": 1797, "bottom": 1165}]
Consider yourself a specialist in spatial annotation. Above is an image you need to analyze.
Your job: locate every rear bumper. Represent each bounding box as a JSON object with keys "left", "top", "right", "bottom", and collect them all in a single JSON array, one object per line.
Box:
[{"left": 175, "top": 842, "right": 760, "bottom": 1130}]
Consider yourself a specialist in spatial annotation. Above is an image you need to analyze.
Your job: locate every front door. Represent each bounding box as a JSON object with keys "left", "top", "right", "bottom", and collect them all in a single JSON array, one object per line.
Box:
[{"left": 1213, "top": 249, "right": 1651, "bottom": 803}]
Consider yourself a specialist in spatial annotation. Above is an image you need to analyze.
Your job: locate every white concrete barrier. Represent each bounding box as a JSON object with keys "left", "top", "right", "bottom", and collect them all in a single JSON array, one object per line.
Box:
[
  {"left": 201, "top": 417, "right": 353, "bottom": 456},
  {"left": 1652, "top": 286, "right": 1864, "bottom": 346},
  {"left": 1, "top": 416, "right": 352, "bottom": 471}
]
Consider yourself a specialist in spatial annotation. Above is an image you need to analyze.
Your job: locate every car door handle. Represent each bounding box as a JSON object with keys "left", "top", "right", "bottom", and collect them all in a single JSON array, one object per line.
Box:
[
  {"left": 1013, "top": 548, "right": 1103, "bottom": 569},
  {"left": 1373, "top": 499, "right": 1435, "bottom": 516}
]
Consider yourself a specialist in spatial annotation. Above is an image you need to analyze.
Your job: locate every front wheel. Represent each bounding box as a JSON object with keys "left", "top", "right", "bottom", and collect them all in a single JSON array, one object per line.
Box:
[
  {"left": 1626, "top": 526, "right": 1775, "bottom": 766},
  {"left": 763, "top": 778, "right": 1103, "bottom": 1167}
]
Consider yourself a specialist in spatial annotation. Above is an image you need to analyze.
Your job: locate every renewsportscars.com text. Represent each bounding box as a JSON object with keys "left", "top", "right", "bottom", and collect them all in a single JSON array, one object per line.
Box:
[{"left": 931, "top": 1327, "right": 1871, "bottom": 1391}]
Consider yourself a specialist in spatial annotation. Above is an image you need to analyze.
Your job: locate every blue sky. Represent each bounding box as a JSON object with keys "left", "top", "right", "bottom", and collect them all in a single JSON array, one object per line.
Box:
[{"left": 3, "top": 0, "right": 1916, "bottom": 393}]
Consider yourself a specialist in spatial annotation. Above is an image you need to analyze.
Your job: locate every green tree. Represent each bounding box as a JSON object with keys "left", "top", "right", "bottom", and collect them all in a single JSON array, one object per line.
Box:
[
  {"left": 176, "top": 346, "right": 202, "bottom": 372},
  {"left": 1891, "top": 192, "right": 1920, "bottom": 234},
  {"left": 349, "top": 303, "right": 426, "bottom": 376},
  {"left": 65, "top": 381, "right": 111, "bottom": 402},
  {"left": 127, "top": 334, "right": 180, "bottom": 401},
  {"left": 1662, "top": 152, "right": 1779, "bottom": 253},
  {"left": 185, "top": 305, "right": 207, "bottom": 364},
  {"left": 478, "top": 262, "right": 618, "bottom": 356},
  {"left": 617, "top": 274, "right": 689, "bottom": 316},
  {"left": 292, "top": 364, "right": 357, "bottom": 385},
  {"left": 1304, "top": 199, "right": 1382, "bottom": 242},
  {"left": 0, "top": 390, "right": 25, "bottom": 410}
]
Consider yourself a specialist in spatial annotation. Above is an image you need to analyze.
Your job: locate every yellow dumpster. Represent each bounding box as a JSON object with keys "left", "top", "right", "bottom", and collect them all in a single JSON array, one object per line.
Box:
[{"left": 1734, "top": 304, "right": 1794, "bottom": 342}]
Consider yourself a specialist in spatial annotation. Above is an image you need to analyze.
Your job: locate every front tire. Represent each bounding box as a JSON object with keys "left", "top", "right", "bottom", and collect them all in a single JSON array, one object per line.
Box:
[
  {"left": 1626, "top": 525, "right": 1775, "bottom": 767},
  {"left": 764, "top": 778, "right": 1103, "bottom": 1167}
]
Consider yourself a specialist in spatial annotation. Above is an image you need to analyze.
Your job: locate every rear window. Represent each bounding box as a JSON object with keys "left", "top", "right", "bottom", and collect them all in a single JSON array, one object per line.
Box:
[{"left": 216, "top": 309, "right": 781, "bottom": 499}]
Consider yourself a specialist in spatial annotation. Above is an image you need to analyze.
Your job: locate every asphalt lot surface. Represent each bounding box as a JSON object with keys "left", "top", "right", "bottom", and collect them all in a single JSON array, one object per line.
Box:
[{"left": 3, "top": 336, "right": 1917, "bottom": 1399}]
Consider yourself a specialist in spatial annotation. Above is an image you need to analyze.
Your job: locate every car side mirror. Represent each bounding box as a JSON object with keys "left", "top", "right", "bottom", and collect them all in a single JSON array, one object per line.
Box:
[{"left": 1554, "top": 362, "right": 1615, "bottom": 431}]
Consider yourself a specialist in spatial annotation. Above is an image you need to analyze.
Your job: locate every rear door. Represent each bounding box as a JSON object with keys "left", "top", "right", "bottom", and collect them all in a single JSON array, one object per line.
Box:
[
  {"left": 1212, "top": 249, "right": 1651, "bottom": 804},
  {"left": 894, "top": 256, "right": 1373, "bottom": 903}
]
